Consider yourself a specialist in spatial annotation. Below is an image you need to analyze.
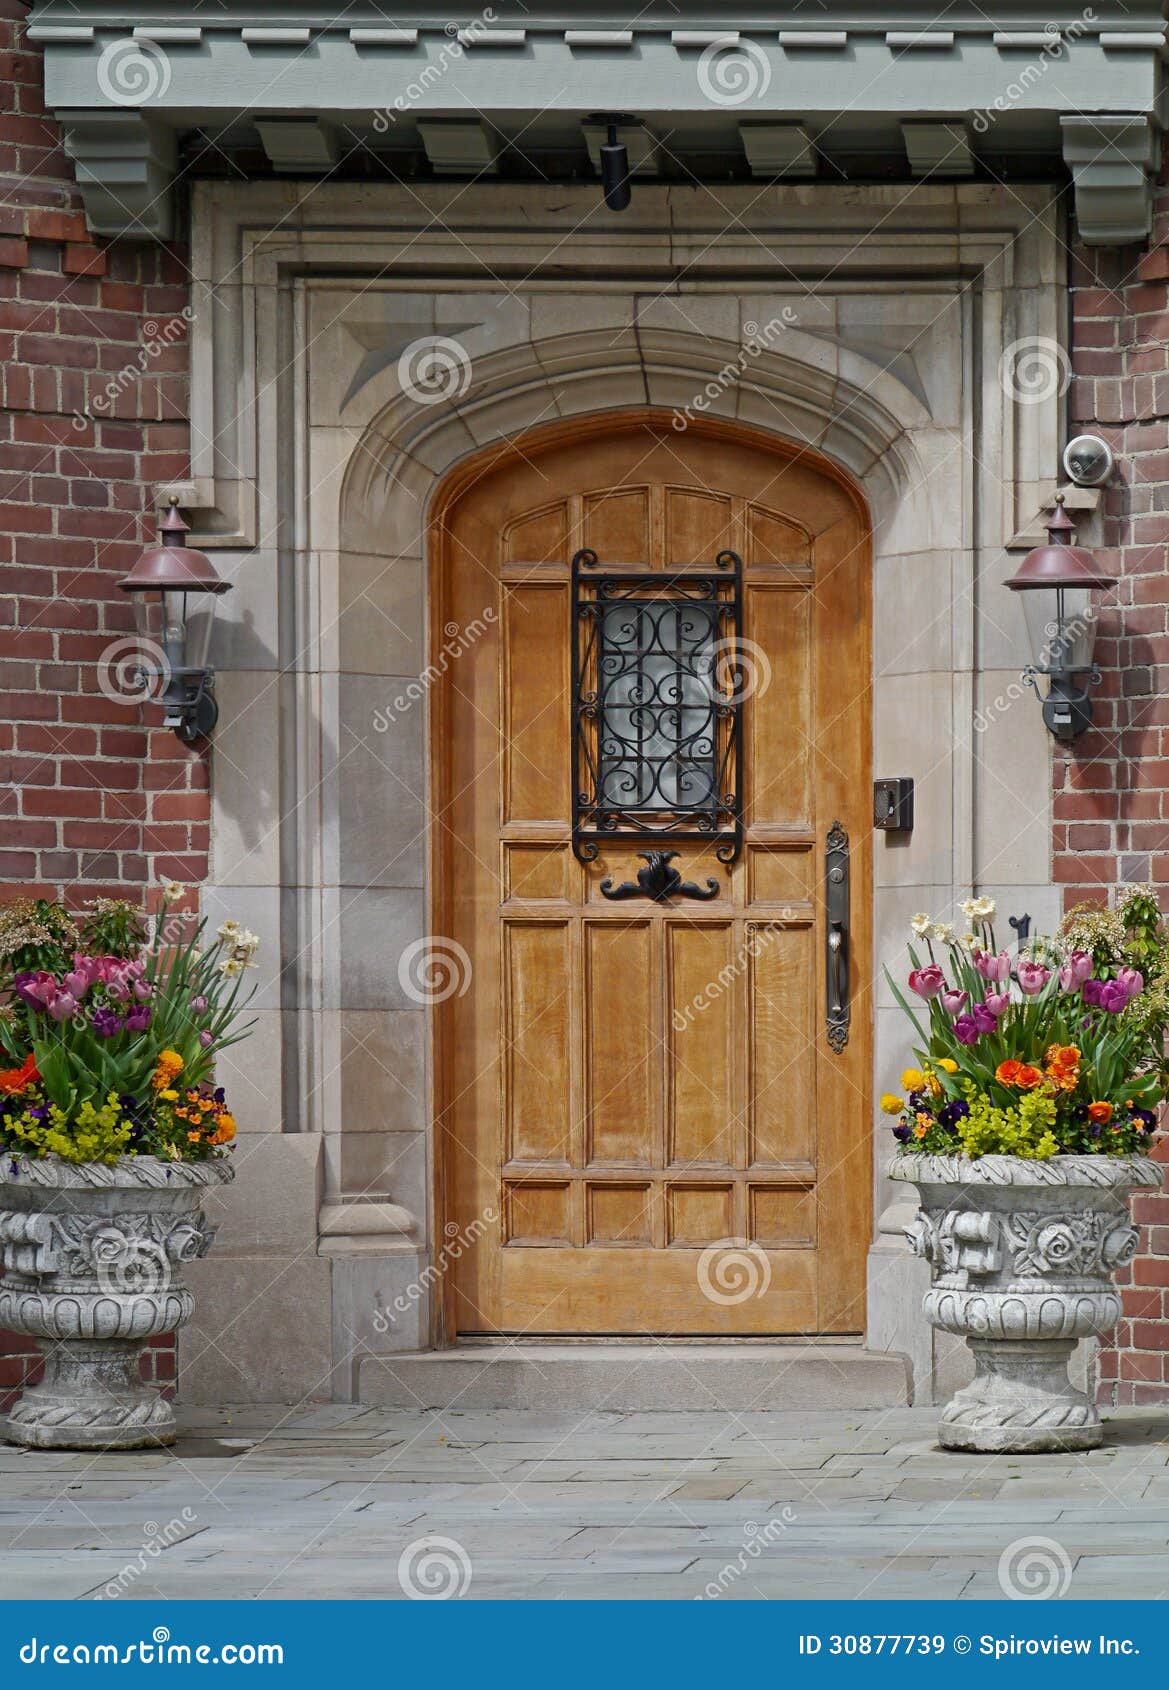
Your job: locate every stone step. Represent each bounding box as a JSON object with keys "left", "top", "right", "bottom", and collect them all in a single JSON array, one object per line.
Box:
[{"left": 357, "top": 1344, "right": 910, "bottom": 1412}]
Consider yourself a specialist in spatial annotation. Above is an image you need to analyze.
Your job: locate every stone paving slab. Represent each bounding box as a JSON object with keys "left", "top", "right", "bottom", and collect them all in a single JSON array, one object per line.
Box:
[{"left": 2, "top": 1404, "right": 1169, "bottom": 1600}]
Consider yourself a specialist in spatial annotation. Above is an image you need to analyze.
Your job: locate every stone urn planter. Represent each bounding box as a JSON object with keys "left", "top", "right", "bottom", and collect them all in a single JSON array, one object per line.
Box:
[
  {"left": 889, "top": 1152, "right": 1161, "bottom": 1453},
  {"left": 0, "top": 1153, "right": 233, "bottom": 1450}
]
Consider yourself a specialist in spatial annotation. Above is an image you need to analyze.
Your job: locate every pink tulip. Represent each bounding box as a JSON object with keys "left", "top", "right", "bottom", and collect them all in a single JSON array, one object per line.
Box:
[
  {"left": 1016, "top": 959, "right": 1051, "bottom": 995},
  {"left": 62, "top": 970, "right": 88, "bottom": 1000},
  {"left": 132, "top": 979, "right": 152, "bottom": 1001},
  {"left": 1117, "top": 967, "right": 1145, "bottom": 1000},
  {"left": 983, "top": 991, "right": 1010, "bottom": 1016},
  {"left": 190, "top": 995, "right": 208, "bottom": 1014},
  {"left": 974, "top": 949, "right": 1011, "bottom": 984},
  {"left": 1065, "top": 949, "right": 1093, "bottom": 985},
  {"left": 908, "top": 965, "right": 946, "bottom": 1000},
  {"left": 199, "top": 1030, "right": 214, "bottom": 1049},
  {"left": 941, "top": 990, "right": 968, "bottom": 1015},
  {"left": 47, "top": 992, "right": 78, "bottom": 1022}
]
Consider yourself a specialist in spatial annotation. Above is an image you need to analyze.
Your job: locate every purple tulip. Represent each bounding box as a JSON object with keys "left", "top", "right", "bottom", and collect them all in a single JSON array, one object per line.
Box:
[
  {"left": 124, "top": 1006, "right": 151, "bottom": 1033},
  {"left": 14, "top": 972, "right": 57, "bottom": 1009},
  {"left": 91, "top": 1008, "right": 123, "bottom": 1039},
  {"left": 190, "top": 995, "right": 208, "bottom": 1014},
  {"left": 971, "top": 1003, "right": 997, "bottom": 1034},
  {"left": 1100, "top": 981, "right": 1129, "bottom": 1014},
  {"left": 199, "top": 1030, "right": 214, "bottom": 1049},
  {"left": 952, "top": 1014, "right": 980, "bottom": 1046},
  {"left": 984, "top": 991, "right": 1010, "bottom": 1016},
  {"left": 1082, "top": 979, "right": 1104, "bottom": 1007}
]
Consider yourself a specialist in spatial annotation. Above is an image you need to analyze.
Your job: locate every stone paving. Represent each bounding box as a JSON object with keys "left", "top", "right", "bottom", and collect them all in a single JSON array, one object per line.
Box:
[{"left": 1, "top": 1404, "right": 1169, "bottom": 1600}]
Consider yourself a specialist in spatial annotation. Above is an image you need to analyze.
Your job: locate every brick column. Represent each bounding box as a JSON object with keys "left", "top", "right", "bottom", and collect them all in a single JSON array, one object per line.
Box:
[
  {"left": 0, "top": 0, "right": 201, "bottom": 1400},
  {"left": 1065, "top": 147, "right": 1169, "bottom": 1403}
]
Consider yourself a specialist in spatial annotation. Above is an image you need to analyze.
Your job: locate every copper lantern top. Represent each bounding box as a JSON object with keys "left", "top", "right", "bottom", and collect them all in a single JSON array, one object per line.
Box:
[
  {"left": 1005, "top": 496, "right": 1114, "bottom": 593},
  {"left": 118, "top": 498, "right": 231, "bottom": 596}
]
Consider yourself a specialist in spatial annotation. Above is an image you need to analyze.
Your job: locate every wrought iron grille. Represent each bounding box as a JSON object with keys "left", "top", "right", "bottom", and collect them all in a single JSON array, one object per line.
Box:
[{"left": 572, "top": 547, "right": 742, "bottom": 864}]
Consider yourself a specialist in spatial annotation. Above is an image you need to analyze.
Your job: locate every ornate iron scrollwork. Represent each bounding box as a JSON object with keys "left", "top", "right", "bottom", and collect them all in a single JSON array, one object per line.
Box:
[
  {"left": 572, "top": 547, "right": 742, "bottom": 866},
  {"left": 599, "top": 850, "right": 720, "bottom": 903},
  {"left": 825, "top": 820, "right": 850, "bottom": 1053}
]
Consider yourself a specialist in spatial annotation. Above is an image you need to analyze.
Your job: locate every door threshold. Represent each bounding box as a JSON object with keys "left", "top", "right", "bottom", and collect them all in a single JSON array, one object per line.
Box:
[
  {"left": 454, "top": 1333, "right": 863, "bottom": 1347},
  {"left": 357, "top": 1341, "right": 909, "bottom": 1411}
]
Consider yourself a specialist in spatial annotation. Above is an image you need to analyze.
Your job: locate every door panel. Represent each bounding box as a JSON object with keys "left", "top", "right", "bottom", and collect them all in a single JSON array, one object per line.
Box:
[{"left": 433, "top": 413, "right": 871, "bottom": 1336}]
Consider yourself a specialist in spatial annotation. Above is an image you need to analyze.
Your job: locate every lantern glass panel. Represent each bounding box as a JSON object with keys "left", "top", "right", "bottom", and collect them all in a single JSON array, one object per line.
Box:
[{"left": 1019, "top": 584, "right": 1098, "bottom": 676}]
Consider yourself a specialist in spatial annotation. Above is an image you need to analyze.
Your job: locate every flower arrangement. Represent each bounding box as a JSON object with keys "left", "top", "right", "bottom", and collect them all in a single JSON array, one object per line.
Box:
[
  {"left": 884, "top": 892, "right": 1169, "bottom": 1160},
  {"left": 0, "top": 889, "right": 257, "bottom": 1165}
]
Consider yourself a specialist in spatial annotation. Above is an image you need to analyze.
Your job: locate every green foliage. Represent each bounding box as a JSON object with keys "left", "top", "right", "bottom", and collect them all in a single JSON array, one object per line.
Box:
[
  {"left": 81, "top": 899, "right": 147, "bottom": 960},
  {"left": 3, "top": 1094, "right": 132, "bottom": 1166},
  {"left": 954, "top": 1084, "right": 1060, "bottom": 1161}
]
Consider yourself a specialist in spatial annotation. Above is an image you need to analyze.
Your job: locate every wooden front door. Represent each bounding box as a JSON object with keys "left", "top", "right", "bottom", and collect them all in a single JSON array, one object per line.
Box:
[{"left": 433, "top": 413, "right": 871, "bottom": 1337}]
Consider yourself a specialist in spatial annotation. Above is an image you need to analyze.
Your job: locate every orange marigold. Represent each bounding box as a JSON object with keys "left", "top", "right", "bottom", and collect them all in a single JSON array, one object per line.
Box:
[
  {"left": 1016, "top": 1065, "right": 1045, "bottom": 1090},
  {"left": 0, "top": 1053, "right": 38, "bottom": 1095},
  {"left": 1087, "top": 1101, "right": 1113, "bottom": 1125},
  {"left": 996, "top": 1060, "right": 1023, "bottom": 1085}
]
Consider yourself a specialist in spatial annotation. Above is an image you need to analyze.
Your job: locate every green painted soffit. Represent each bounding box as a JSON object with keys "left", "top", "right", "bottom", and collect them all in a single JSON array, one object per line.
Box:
[{"left": 25, "top": 2, "right": 1169, "bottom": 244}]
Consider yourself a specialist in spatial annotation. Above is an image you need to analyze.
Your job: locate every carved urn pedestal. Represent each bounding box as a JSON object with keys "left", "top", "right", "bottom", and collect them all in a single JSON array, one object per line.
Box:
[
  {"left": 0, "top": 1154, "right": 233, "bottom": 1451},
  {"left": 889, "top": 1153, "right": 1161, "bottom": 1454}
]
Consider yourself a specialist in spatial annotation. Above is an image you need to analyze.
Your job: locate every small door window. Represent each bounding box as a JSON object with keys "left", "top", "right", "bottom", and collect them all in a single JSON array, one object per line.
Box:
[{"left": 572, "top": 547, "right": 742, "bottom": 863}]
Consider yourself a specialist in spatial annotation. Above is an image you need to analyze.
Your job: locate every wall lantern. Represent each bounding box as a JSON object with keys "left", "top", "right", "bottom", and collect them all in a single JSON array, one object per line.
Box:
[
  {"left": 118, "top": 497, "right": 231, "bottom": 745},
  {"left": 1005, "top": 495, "right": 1114, "bottom": 742}
]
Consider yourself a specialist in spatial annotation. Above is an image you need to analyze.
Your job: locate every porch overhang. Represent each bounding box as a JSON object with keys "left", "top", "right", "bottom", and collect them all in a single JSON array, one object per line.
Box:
[{"left": 28, "top": 2, "right": 1169, "bottom": 245}]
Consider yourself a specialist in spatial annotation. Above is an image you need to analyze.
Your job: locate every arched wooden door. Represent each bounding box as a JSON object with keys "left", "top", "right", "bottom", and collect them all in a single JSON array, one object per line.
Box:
[{"left": 431, "top": 413, "right": 871, "bottom": 1337}]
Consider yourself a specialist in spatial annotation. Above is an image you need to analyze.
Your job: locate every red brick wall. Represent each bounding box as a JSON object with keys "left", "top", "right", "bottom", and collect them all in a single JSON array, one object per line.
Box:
[
  {"left": 0, "top": 0, "right": 200, "bottom": 1399},
  {"left": 1064, "top": 151, "right": 1169, "bottom": 1404}
]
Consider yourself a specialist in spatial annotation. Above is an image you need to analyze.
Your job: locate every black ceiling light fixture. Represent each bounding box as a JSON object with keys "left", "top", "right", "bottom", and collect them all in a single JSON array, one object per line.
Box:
[{"left": 590, "top": 113, "right": 634, "bottom": 211}]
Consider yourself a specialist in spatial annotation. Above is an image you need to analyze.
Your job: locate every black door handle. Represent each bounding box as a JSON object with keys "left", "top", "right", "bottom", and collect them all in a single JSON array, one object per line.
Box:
[{"left": 825, "top": 822, "right": 850, "bottom": 1053}]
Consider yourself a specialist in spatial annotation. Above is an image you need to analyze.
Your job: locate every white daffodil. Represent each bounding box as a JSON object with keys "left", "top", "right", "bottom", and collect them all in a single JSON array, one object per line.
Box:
[
  {"left": 959, "top": 898, "right": 979, "bottom": 920},
  {"left": 930, "top": 922, "right": 955, "bottom": 944},
  {"left": 218, "top": 957, "right": 243, "bottom": 977},
  {"left": 161, "top": 880, "right": 184, "bottom": 905},
  {"left": 971, "top": 896, "right": 997, "bottom": 921},
  {"left": 216, "top": 919, "right": 242, "bottom": 944},
  {"left": 961, "top": 932, "right": 978, "bottom": 950},
  {"left": 909, "top": 913, "right": 932, "bottom": 936}
]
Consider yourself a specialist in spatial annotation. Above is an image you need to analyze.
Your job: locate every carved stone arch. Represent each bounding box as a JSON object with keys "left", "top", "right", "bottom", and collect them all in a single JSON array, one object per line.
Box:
[{"left": 338, "top": 327, "right": 931, "bottom": 553}]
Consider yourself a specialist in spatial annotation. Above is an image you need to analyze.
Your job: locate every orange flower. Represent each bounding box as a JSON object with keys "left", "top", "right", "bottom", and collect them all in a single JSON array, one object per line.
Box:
[
  {"left": 913, "top": 1121, "right": 929, "bottom": 1140},
  {"left": 210, "top": 1113, "right": 236, "bottom": 1146},
  {"left": 0, "top": 1053, "right": 38, "bottom": 1095},
  {"left": 1087, "top": 1101, "right": 1113, "bottom": 1125},
  {"left": 1046, "top": 1043, "right": 1080, "bottom": 1072},
  {"left": 1016, "top": 1065, "right": 1046, "bottom": 1090},
  {"left": 996, "top": 1060, "right": 1023, "bottom": 1085}
]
